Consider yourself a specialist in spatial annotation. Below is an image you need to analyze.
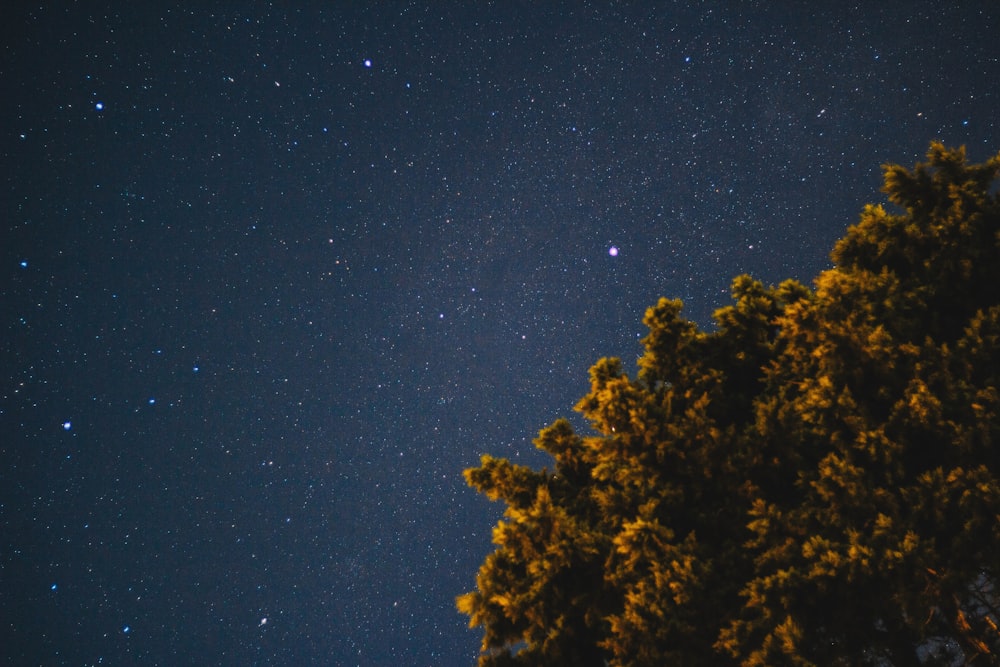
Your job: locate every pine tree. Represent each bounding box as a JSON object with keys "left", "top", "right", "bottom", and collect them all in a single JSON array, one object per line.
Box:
[{"left": 459, "top": 143, "right": 1000, "bottom": 666}]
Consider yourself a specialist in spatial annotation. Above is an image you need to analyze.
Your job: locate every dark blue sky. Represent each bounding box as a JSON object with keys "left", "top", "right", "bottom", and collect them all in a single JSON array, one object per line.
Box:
[{"left": 2, "top": 3, "right": 997, "bottom": 665}]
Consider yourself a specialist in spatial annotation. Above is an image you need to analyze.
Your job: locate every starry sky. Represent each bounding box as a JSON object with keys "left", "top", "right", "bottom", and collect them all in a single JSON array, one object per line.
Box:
[{"left": 2, "top": 3, "right": 998, "bottom": 665}]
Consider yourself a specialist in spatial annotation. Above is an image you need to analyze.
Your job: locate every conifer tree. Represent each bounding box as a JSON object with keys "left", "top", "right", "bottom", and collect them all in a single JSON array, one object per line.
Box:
[{"left": 459, "top": 143, "right": 1000, "bottom": 666}]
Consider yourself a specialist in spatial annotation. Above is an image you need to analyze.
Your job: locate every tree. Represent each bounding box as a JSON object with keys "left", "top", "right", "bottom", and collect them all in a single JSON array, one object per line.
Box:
[{"left": 458, "top": 143, "right": 1000, "bottom": 666}]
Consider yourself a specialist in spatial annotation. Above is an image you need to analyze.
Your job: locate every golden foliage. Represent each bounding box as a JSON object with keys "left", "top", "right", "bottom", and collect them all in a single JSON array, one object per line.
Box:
[{"left": 459, "top": 143, "right": 1000, "bottom": 666}]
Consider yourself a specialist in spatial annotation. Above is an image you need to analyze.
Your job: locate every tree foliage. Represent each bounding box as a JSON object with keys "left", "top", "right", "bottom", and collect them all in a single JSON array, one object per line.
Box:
[{"left": 458, "top": 143, "right": 1000, "bottom": 666}]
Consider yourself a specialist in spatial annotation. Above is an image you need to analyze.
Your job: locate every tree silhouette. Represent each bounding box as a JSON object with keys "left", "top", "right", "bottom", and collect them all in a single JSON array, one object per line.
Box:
[{"left": 459, "top": 143, "right": 1000, "bottom": 666}]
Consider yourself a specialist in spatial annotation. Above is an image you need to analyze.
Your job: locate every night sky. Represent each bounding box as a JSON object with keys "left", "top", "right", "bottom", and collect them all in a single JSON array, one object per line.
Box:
[{"left": 2, "top": 3, "right": 998, "bottom": 665}]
